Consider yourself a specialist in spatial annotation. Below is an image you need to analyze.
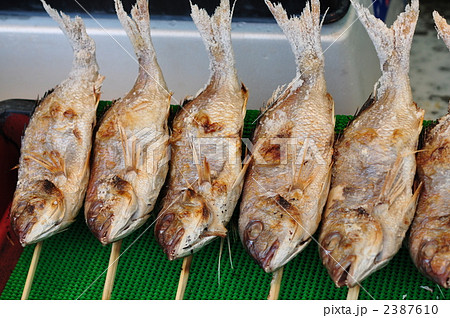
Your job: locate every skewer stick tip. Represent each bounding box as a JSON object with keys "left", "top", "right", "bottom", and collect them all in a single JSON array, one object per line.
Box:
[
  {"left": 176, "top": 255, "right": 193, "bottom": 300},
  {"left": 21, "top": 241, "right": 43, "bottom": 300},
  {"left": 347, "top": 285, "right": 360, "bottom": 300},
  {"left": 267, "top": 267, "right": 284, "bottom": 300},
  {"left": 102, "top": 240, "right": 123, "bottom": 300}
]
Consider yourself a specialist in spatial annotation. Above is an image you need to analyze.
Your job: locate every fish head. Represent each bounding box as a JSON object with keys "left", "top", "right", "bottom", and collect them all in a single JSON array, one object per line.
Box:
[
  {"left": 319, "top": 209, "right": 383, "bottom": 287},
  {"left": 414, "top": 217, "right": 450, "bottom": 288},
  {"left": 85, "top": 175, "right": 138, "bottom": 244},
  {"left": 155, "top": 189, "right": 226, "bottom": 260},
  {"left": 11, "top": 179, "right": 65, "bottom": 246},
  {"left": 240, "top": 195, "right": 312, "bottom": 273}
]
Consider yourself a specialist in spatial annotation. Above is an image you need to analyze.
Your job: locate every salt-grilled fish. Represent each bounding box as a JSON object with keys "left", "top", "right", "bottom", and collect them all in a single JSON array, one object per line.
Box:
[
  {"left": 84, "top": 0, "right": 171, "bottom": 244},
  {"left": 408, "top": 11, "right": 450, "bottom": 289},
  {"left": 10, "top": 0, "right": 104, "bottom": 246},
  {"left": 155, "top": 0, "right": 248, "bottom": 260},
  {"left": 238, "top": 0, "right": 334, "bottom": 273},
  {"left": 319, "top": 0, "right": 424, "bottom": 288}
]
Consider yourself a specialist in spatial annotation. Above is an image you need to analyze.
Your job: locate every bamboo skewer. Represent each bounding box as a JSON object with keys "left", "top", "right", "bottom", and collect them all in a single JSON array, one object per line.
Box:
[
  {"left": 102, "top": 240, "right": 123, "bottom": 300},
  {"left": 175, "top": 255, "right": 193, "bottom": 300},
  {"left": 267, "top": 266, "right": 284, "bottom": 300},
  {"left": 347, "top": 285, "right": 360, "bottom": 300},
  {"left": 21, "top": 241, "right": 43, "bottom": 300}
]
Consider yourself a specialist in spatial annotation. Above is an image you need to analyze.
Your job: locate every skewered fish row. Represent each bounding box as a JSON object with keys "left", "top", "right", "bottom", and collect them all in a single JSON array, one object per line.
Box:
[
  {"left": 408, "top": 11, "right": 450, "bottom": 289},
  {"left": 239, "top": 0, "right": 334, "bottom": 273},
  {"left": 85, "top": 0, "right": 171, "bottom": 245},
  {"left": 319, "top": 0, "right": 424, "bottom": 288}
]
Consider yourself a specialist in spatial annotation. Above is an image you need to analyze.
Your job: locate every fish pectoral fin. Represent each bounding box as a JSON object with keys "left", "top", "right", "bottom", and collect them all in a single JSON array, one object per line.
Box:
[
  {"left": 378, "top": 156, "right": 407, "bottom": 205},
  {"left": 408, "top": 181, "right": 423, "bottom": 211},
  {"left": 24, "top": 151, "right": 66, "bottom": 176}
]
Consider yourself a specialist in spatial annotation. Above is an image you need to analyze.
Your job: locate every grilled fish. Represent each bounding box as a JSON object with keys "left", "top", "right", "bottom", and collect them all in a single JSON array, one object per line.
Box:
[
  {"left": 84, "top": 0, "right": 171, "bottom": 244},
  {"left": 408, "top": 11, "right": 450, "bottom": 289},
  {"left": 10, "top": 1, "right": 104, "bottom": 246},
  {"left": 155, "top": 0, "right": 248, "bottom": 260},
  {"left": 239, "top": 0, "right": 335, "bottom": 273},
  {"left": 319, "top": 0, "right": 424, "bottom": 288}
]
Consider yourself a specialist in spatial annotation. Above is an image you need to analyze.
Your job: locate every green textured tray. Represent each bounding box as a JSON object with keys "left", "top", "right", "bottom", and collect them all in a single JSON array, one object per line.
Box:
[{"left": 1, "top": 104, "right": 447, "bottom": 300}]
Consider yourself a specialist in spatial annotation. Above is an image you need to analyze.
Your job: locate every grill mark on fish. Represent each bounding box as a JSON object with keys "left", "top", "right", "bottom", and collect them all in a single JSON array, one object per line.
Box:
[{"left": 194, "top": 112, "right": 224, "bottom": 133}]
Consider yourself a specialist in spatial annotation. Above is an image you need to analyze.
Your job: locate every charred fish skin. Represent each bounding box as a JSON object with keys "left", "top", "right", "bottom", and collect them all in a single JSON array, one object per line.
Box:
[
  {"left": 10, "top": 1, "right": 104, "bottom": 246},
  {"left": 409, "top": 12, "right": 450, "bottom": 289},
  {"left": 155, "top": 0, "right": 248, "bottom": 260},
  {"left": 239, "top": 0, "right": 335, "bottom": 273},
  {"left": 319, "top": 0, "right": 424, "bottom": 288},
  {"left": 84, "top": 0, "right": 171, "bottom": 245}
]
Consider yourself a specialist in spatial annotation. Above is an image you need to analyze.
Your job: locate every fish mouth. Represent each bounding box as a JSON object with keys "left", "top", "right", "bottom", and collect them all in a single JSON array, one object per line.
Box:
[
  {"left": 155, "top": 213, "right": 186, "bottom": 260},
  {"left": 417, "top": 240, "right": 450, "bottom": 288},
  {"left": 86, "top": 200, "right": 114, "bottom": 244},
  {"left": 242, "top": 220, "right": 282, "bottom": 272},
  {"left": 330, "top": 255, "right": 357, "bottom": 287},
  {"left": 11, "top": 193, "right": 64, "bottom": 245}
]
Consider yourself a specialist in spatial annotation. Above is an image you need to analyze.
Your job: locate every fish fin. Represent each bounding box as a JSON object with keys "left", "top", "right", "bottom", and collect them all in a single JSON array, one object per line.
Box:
[
  {"left": 265, "top": 0, "right": 324, "bottom": 73},
  {"left": 230, "top": 153, "right": 251, "bottom": 192},
  {"left": 24, "top": 151, "right": 66, "bottom": 176},
  {"left": 41, "top": 1, "right": 98, "bottom": 74},
  {"left": 115, "top": 0, "right": 166, "bottom": 86},
  {"left": 190, "top": 0, "right": 237, "bottom": 80},
  {"left": 290, "top": 139, "right": 319, "bottom": 192},
  {"left": 378, "top": 155, "right": 407, "bottom": 205},
  {"left": 433, "top": 11, "right": 450, "bottom": 51},
  {"left": 409, "top": 181, "right": 423, "bottom": 211},
  {"left": 353, "top": 93, "right": 376, "bottom": 119},
  {"left": 201, "top": 222, "right": 228, "bottom": 238},
  {"left": 241, "top": 83, "right": 249, "bottom": 120},
  {"left": 351, "top": 0, "right": 418, "bottom": 75}
]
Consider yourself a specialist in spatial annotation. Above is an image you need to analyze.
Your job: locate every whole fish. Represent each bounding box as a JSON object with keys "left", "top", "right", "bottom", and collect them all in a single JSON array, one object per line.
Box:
[
  {"left": 409, "top": 11, "right": 450, "bottom": 289},
  {"left": 319, "top": 0, "right": 424, "bottom": 288},
  {"left": 239, "top": 0, "right": 335, "bottom": 273},
  {"left": 10, "top": 1, "right": 104, "bottom": 246},
  {"left": 84, "top": 0, "right": 171, "bottom": 244},
  {"left": 154, "top": 0, "right": 248, "bottom": 260}
]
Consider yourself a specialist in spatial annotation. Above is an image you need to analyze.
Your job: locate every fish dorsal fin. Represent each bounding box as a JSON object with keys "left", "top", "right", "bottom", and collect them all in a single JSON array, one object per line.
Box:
[{"left": 354, "top": 93, "right": 376, "bottom": 119}]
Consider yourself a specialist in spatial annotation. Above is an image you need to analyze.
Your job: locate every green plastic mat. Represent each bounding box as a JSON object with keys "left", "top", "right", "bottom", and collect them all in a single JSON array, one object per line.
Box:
[{"left": 1, "top": 105, "right": 447, "bottom": 300}]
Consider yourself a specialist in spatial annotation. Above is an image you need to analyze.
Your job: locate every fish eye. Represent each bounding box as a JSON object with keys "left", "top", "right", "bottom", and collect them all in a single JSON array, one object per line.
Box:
[{"left": 246, "top": 220, "right": 264, "bottom": 241}]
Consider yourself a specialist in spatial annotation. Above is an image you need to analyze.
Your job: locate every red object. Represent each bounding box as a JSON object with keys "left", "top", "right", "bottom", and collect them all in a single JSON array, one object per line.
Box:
[{"left": 0, "top": 113, "right": 29, "bottom": 293}]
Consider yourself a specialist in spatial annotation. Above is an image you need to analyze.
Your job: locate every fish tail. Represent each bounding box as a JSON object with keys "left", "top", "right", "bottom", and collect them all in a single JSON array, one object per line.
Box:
[
  {"left": 190, "top": 0, "right": 237, "bottom": 80},
  {"left": 41, "top": 0, "right": 98, "bottom": 76},
  {"left": 351, "top": 0, "right": 419, "bottom": 75},
  {"left": 115, "top": 0, "right": 165, "bottom": 84},
  {"left": 434, "top": 12, "right": 450, "bottom": 52},
  {"left": 265, "top": 0, "right": 324, "bottom": 74}
]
